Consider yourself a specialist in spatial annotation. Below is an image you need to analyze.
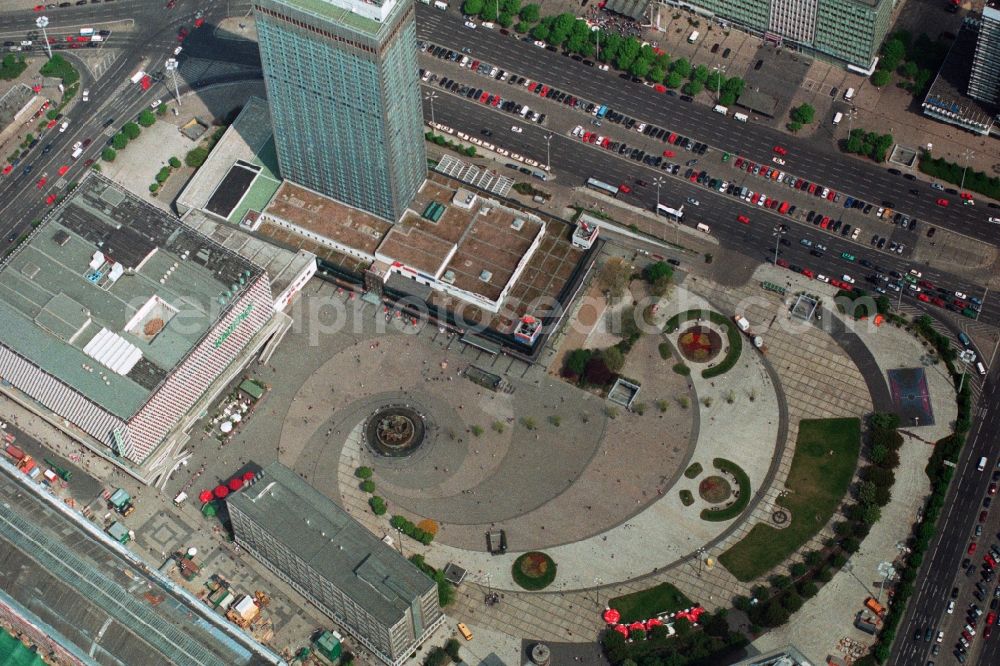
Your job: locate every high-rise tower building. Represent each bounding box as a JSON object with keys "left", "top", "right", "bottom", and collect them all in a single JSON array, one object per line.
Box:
[
  {"left": 253, "top": 0, "right": 426, "bottom": 222},
  {"left": 969, "top": 2, "right": 1000, "bottom": 106}
]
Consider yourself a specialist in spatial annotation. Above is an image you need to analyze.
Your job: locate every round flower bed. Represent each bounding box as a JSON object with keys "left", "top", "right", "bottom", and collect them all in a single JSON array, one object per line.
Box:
[
  {"left": 677, "top": 325, "right": 723, "bottom": 363},
  {"left": 512, "top": 551, "right": 557, "bottom": 590},
  {"left": 698, "top": 475, "right": 732, "bottom": 504}
]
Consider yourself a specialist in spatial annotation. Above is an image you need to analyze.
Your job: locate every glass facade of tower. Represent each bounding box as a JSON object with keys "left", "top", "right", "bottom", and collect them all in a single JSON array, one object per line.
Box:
[
  {"left": 253, "top": 0, "right": 425, "bottom": 222},
  {"left": 969, "top": 5, "right": 1000, "bottom": 106},
  {"left": 663, "top": 0, "right": 892, "bottom": 70}
]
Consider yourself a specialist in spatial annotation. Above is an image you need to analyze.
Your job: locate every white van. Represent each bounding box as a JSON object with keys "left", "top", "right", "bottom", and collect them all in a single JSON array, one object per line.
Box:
[
  {"left": 979, "top": 457, "right": 988, "bottom": 472},
  {"left": 696, "top": 222, "right": 711, "bottom": 234},
  {"left": 733, "top": 112, "right": 748, "bottom": 122},
  {"left": 433, "top": 0, "right": 447, "bottom": 9},
  {"left": 688, "top": 30, "right": 700, "bottom": 43},
  {"left": 713, "top": 105, "right": 728, "bottom": 115},
  {"left": 844, "top": 87, "right": 856, "bottom": 101},
  {"left": 130, "top": 70, "right": 146, "bottom": 84},
  {"left": 832, "top": 112, "right": 843, "bottom": 125},
  {"left": 977, "top": 361, "right": 987, "bottom": 376}
]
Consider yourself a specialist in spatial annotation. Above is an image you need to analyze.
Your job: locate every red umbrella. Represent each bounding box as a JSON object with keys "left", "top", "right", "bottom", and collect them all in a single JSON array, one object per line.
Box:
[
  {"left": 628, "top": 621, "right": 645, "bottom": 632},
  {"left": 227, "top": 478, "right": 243, "bottom": 492},
  {"left": 602, "top": 608, "right": 621, "bottom": 624},
  {"left": 198, "top": 490, "right": 213, "bottom": 503},
  {"left": 613, "top": 624, "right": 628, "bottom": 638},
  {"left": 645, "top": 618, "right": 663, "bottom": 630},
  {"left": 688, "top": 606, "right": 705, "bottom": 623},
  {"left": 213, "top": 484, "right": 229, "bottom": 499},
  {"left": 242, "top": 471, "right": 255, "bottom": 482}
]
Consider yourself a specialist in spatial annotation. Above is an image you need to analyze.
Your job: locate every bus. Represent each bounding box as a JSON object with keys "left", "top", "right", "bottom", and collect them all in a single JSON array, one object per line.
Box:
[
  {"left": 586, "top": 177, "right": 619, "bottom": 197},
  {"left": 656, "top": 203, "right": 684, "bottom": 219}
]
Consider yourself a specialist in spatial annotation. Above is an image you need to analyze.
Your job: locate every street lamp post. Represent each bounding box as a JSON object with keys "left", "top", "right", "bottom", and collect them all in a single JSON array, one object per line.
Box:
[
  {"left": 36, "top": 16, "right": 53, "bottom": 60},
  {"left": 847, "top": 104, "right": 857, "bottom": 137},
  {"left": 424, "top": 91, "right": 438, "bottom": 127},
  {"left": 594, "top": 577, "right": 603, "bottom": 608},
  {"left": 164, "top": 58, "right": 181, "bottom": 107},
  {"left": 960, "top": 148, "right": 975, "bottom": 194},
  {"left": 772, "top": 225, "right": 786, "bottom": 265},
  {"left": 977, "top": 286, "right": 988, "bottom": 321},
  {"left": 543, "top": 133, "right": 552, "bottom": 170},
  {"left": 653, "top": 175, "right": 665, "bottom": 212},
  {"left": 712, "top": 64, "right": 726, "bottom": 103}
]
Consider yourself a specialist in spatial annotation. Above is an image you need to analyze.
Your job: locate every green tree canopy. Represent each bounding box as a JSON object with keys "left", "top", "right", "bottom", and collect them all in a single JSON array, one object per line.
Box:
[
  {"left": 671, "top": 57, "right": 691, "bottom": 77},
  {"left": 101, "top": 147, "right": 116, "bottom": 162},
  {"left": 123, "top": 122, "right": 141, "bottom": 140},
  {"left": 138, "top": 109, "right": 156, "bottom": 127},
  {"left": 871, "top": 69, "right": 891, "bottom": 87},
  {"left": 462, "top": 0, "right": 484, "bottom": 15},
  {"left": 112, "top": 133, "right": 128, "bottom": 150},
  {"left": 791, "top": 103, "right": 815, "bottom": 124},
  {"left": 519, "top": 3, "right": 539, "bottom": 22}
]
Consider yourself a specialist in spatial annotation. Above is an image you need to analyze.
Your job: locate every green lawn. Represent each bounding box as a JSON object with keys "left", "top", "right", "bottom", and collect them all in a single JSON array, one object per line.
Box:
[
  {"left": 718, "top": 418, "right": 861, "bottom": 582},
  {"left": 609, "top": 582, "right": 694, "bottom": 623}
]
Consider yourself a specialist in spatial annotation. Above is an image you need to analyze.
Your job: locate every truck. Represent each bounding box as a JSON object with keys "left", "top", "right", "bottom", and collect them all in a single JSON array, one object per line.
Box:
[
  {"left": 855, "top": 613, "right": 878, "bottom": 635},
  {"left": 596, "top": 105, "right": 608, "bottom": 118},
  {"left": 71, "top": 142, "right": 83, "bottom": 160},
  {"left": 713, "top": 104, "right": 728, "bottom": 115},
  {"left": 864, "top": 596, "right": 886, "bottom": 617},
  {"left": 130, "top": 70, "right": 146, "bottom": 84}
]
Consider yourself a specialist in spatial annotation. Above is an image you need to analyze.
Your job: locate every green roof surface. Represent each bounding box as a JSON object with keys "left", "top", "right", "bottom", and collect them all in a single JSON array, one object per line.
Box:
[{"left": 0, "top": 630, "right": 45, "bottom": 666}]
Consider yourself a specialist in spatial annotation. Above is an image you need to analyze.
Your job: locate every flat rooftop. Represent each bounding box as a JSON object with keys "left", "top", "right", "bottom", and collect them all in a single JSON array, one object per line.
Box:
[
  {"left": 264, "top": 180, "right": 392, "bottom": 256},
  {"left": 176, "top": 97, "right": 276, "bottom": 215},
  {"left": 183, "top": 209, "right": 316, "bottom": 301},
  {"left": 257, "top": 0, "right": 392, "bottom": 37},
  {"left": 0, "top": 467, "right": 279, "bottom": 666},
  {"left": 228, "top": 462, "right": 435, "bottom": 628},
  {"left": 381, "top": 181, "right": 543, "bottom": 302},
  {"left": 0, "top": 174, "right": 264, "bottom": 418}
]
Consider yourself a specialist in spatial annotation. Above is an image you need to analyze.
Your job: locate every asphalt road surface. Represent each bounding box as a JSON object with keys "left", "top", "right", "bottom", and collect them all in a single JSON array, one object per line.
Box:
[
  {"left": 414, "top": 6, "right": 999, "bottom": 244},
  {"left": 423, "top": 92, "right": 1000, "bottom": 328}
]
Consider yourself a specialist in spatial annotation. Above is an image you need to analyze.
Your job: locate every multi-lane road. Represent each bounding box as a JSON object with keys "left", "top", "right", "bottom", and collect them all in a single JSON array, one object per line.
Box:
[{"left": 415, "top": 6, "right": 1000, "bottom": 244}]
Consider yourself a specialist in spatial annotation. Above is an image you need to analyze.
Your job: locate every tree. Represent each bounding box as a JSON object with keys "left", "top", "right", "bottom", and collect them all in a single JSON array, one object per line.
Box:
[
  {"left": 584, "top": 356, "right": 613, "bottom": 385},
  {"left": 706, "top": 71, "right": 723, "bottom": 94},
  {"left": 519, "top": 3, "right": 540, "bottom": 22},
  {"left": 112, "top": 133, "right": 128, "bottom": 150},
  {"left": 497, "top": 11, "right": 514, "bottom": 28},
  {"left": 648, "top": 65, "right": 667, "bottom": 83},
  {"left": 565, "top": 349, "right": 592, "bottom": 377},
  {"left": 598, "top": 257, "right": 631, "bottom": 299},
  {"left": 185, "top": 146, "right": 209, "bottom": 168},
  {"left": 881, "top": 38, "right": 906, "bottom": 71},
  {"left": 629, "top": 57, "right": 651, "bottom": 79},
  {"left": 666, "top": 72, "right": 684, "bottom": 89},
  {"left": 683, "top": 80, "right": 703, "bottom": 96},
  {"left": 138, "top": 109, "right": 156, "bottom": 127},
  {"left": 645, "top": 261, "right": 673, "bottom": 283},
  {"left": 123, "top": 122, "right": 141, "bottom": 140},
  {"left": 691, "top": 64, "right": 709, "bottom": 83},
  {"left": 861, "top": 504, "right": 882, "bottom": 525},
  {"left": 871, "top": 69, "right": 891, "bottom": 87},
  {"left": 602, "top": 346, "right": 625, "bottom": 373},
  {"left": 671, "top": 57, "right": 691, "bottom": 78},
  {"left": 156, "top": 103, "right": 168, "bottom": 116},
  {"left": 901, "top": 61, "right": 919, "bottom": 79},
  {"left": 101, "top": 147, "right": 116, "bottom": 162},
  {"left": 169, "top": 156, "right": 182, "bottom": 169},
  {"left": 530, "top": 22, "right": 549, "bottom": 41},
  {"left": 461, "top": 0, "right": 483, "bottom": 16},
  {"left": 791, "top": 103, "right": 815, "bottom": 125},
  {"left": 149, "top": 183, "right": 159, "bottom": 193},
  {"left": 444, "top": 638, "right": 461, "bottom": 662}
]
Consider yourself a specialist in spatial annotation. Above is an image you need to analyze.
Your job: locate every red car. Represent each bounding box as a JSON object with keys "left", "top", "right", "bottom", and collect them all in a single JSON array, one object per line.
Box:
[
  {"left": 776, "top": 258, "right": 789, "bottom": 268},
  {"left": 667, "top": 132, "right": 677, "bottom": 144},
  {"left": 801, "top": 268, "right": 815, "bottom": 278},
  {"left": 969, "top": 541, "right": 978, "bottom": 555},
  {"left": 528, "top": 81, "right": 538, "bottom": 92},
  {"left": 177, "top": 27, "right": 189, "bottom": 41},
  {"left": 1, "top": 165, "right": 12, "bottom": 176},
  {"left": 826, "top": 190, "right": 836, "bottom": 201},
  {"left": 663, "top": 150, "right": 675, "bottom": 158},
  {"left": 980, "top": 510, "right": 989, "bottom": 523},
  {"left": 140, "top": 75, "right": 152, "bottom": 90},
  {"left": 45, "top": 193, "right": 57, "bottom": 205},
  {"left": 737, "top": 214, "right": 750, "bottom": 224},
  {"left": 33, "top": 4, "right": 44, "bottom": 11},
  {"left": 618, "top": 184, "right": 632, "bottom": 194},
  {"left": 479, "top": 92, "right": 489, "bottom": 103},
  {"left": 808, "top": 183, "right": 817, "bottom": 194},
  {"left": 937, "top": 198, "right": 949, "bottom": 207},
  {"left": 539, "top": 85, "right": 549, "bottom": 96},
  {"left": 988, "top": 612, "right": 997, "bottom": 626},
  {"left": 582, "top": 131, "right": 591, "bottom": 142},
  {"left": 194, "top": 17, "right": 205, "bottom": 28},
  {"left": 601, "top": 137, "right": 610, "bottom": 148},
  {"left": 820, "top": 216, "right": 830, "bottom": 229},
  {"left": 734, "top": 157, "right": 744, "bottom": 168},
  {"left": 773, "top": 145, "right": 788, "bottom": 155},
  {"left": 917, "top": 293, "right": 930, "bottom": 303},
  {"left": 35, "top": 177, "right": 46, "bottom": 189},
  {"left": 76, "top": 36, "right": 89, "bottom": 43},
  {"left": 987, "top": 554, "right": 997, "bottom": 570}
]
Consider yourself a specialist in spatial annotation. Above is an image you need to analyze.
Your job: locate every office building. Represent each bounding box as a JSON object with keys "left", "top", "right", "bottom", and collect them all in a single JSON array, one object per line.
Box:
[
  {"left": 662, "top": 0, "right": 894, "bottom": 71},
  {"left": 253, "top": 0, "right": 426, "bottom": 222},
  {"left": 969, "top": 2, "right": 1000, "bottom": 106},
  {"left": 228, "top": 463, "right": 444, "bottom": 665},
  {"left": 0, "top": 173, "right": 281, "bottom": 485}
]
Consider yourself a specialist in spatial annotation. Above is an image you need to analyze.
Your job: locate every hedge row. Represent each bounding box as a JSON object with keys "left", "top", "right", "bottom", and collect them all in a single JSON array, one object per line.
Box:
[
  {"left": 919, "top": 151, "right": 1000, "bottom": 203},
  {"left": 700, "top": 458, "right": 751, "bottom": 522},
  {"left": 389, "top": 515, "right": 434, "bottom": 545}
]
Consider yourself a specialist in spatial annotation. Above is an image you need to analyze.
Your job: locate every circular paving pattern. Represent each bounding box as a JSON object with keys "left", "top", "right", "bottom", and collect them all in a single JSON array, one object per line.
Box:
[
  {"left": 364, "top": 405, "right": 427, "bottom": 457},
  {"left": 698, "top": 475, "right": 733, "bottom": 504},
  {"left": 677, "top": 325, "right": 723, "bottom": 363}
]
